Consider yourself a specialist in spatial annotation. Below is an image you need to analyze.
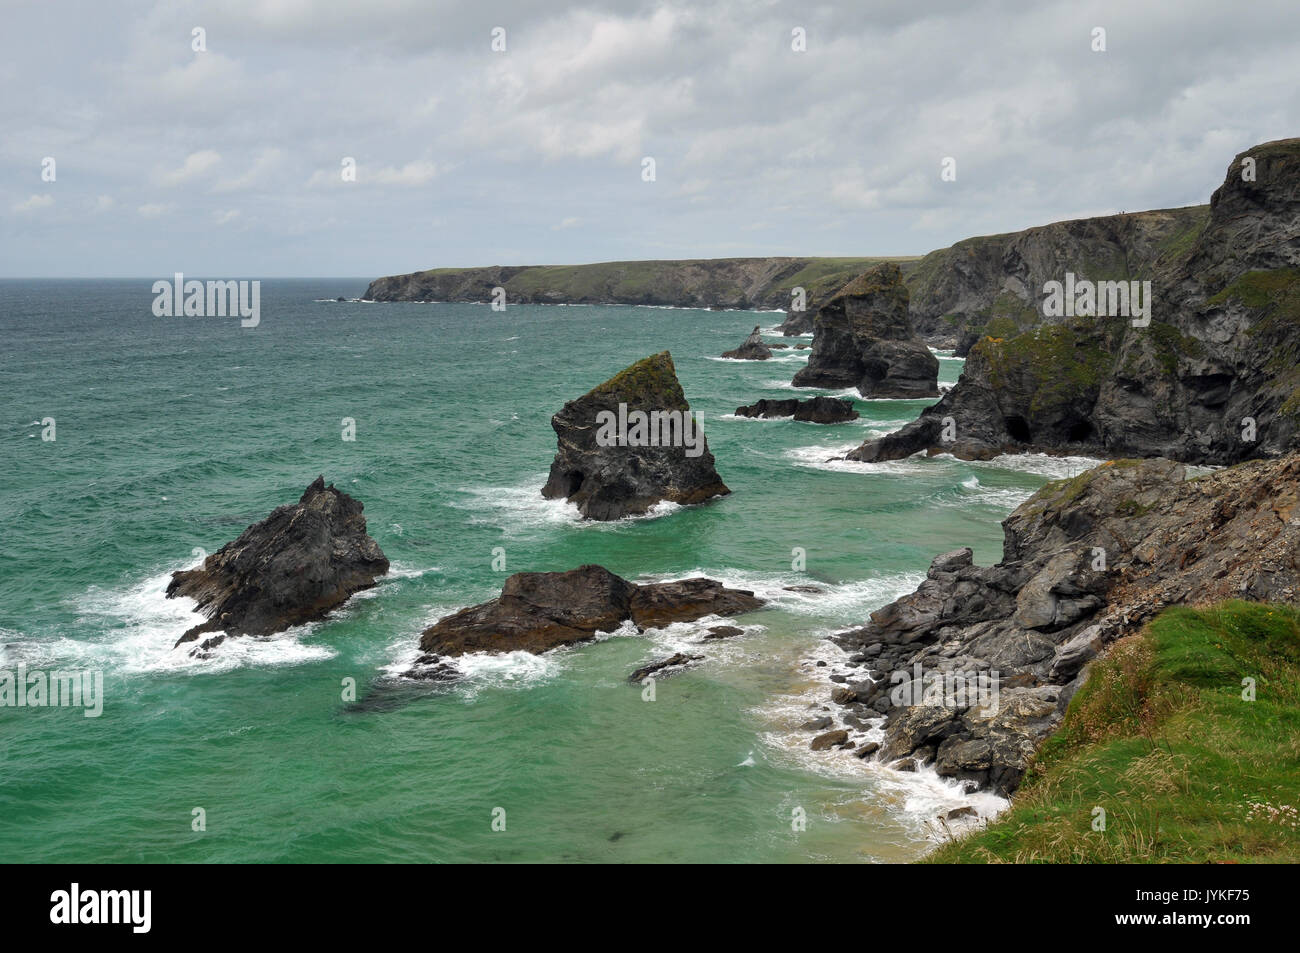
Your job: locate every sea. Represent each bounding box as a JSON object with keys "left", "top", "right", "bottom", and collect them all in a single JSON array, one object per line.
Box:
[{"left": 0, "top": 278, "right": 1101, "bottom": 862}]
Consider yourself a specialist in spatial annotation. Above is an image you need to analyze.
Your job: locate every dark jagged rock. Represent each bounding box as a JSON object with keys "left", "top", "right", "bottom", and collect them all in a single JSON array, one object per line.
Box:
[
  {"left": 166, "top": 477, "right": 389, "bottom": 651},
  {"left": 792, "top": 263, "right": 939, "bottom": 398},
  {"left": 823, "top": 453, "right": 1300, "bottom": 795},
  {"left": 810, "top": 729, "right": 850, "bottom": 751},
  {"left": 721, "top": 326, "right": 773, "bottom": 360},
  {"left": 541, "top": 351, "right": 729, "bottom": 520},
  {"left": 734, "top": 396, "right": 859, "bottom": 423},
  {"left": 628, "top": 653, "right": 704, "bottom": 683},
  {"left": 702, "top": 625, "right": 745, "bottom": 640},
  {"left": 852, "top": 138, "right": 1300, "bottom": 466},
  {"left": 411, "top": 565, "right": 763, "bottom": 673}
]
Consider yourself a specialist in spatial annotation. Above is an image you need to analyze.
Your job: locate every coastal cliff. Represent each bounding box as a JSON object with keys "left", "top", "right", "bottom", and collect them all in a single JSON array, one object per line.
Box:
[
  {"left": 852, "top": 138, "right": 1300, "bottom": 466},
  {"left": 364, "top": 257, "right": 912, "bottom": 311}
]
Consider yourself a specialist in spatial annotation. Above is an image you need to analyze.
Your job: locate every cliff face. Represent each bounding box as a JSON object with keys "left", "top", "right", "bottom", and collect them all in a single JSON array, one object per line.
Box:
[
  {"left": 903, "top": 205, "right": 1210, "bottom": 351},
  {"left": 851, "top": 138, "right": 1300, "bottom": 466},
  {"left": 820, "top": 453, "right": 1300, "bottom": 795},
  {"left": 364, "top": 257, "right": 909, "bottom": 311},
  {"left": 791, "top": 262, "right": 939, "bottom": 398}
]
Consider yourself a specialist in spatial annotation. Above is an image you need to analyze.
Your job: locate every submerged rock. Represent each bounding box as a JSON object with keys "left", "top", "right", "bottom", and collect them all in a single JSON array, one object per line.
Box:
[
  {"left": 541, "top": 351, "right": 730, "bottom": 520},
  {"left": 411, "top": 565, "right": 763, "bottom": 674},
  {"left": 734, "top": 396, "right": 859, "bottom": 423},
  {"left": 166, "top": 477, "right": 389, "bottom": 652},
  {"left": 721, "top": 326, "right": 773, "bottom": 360},
  {"left": 628, "top": 652, "right": 705, "bottom": 683},
  {"left": 827, "top": 452, "right": 1300, "bottom": 795}
]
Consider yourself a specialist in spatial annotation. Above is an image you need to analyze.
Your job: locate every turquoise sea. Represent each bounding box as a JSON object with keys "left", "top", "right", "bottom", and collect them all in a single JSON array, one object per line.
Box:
[{"left": 0, "top": 279, "right": 1095, "bottom": 863}]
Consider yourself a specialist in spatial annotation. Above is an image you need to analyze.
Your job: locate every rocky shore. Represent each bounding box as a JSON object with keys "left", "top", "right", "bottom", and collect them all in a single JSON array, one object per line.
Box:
[
  {"left": 810, "top": 452, "right": 1300, "bottom": 795},
  {"left": 734, "top": 396, "right": 859, "bottom": 423},
  {"left": 166, "top": 477, "right": 389, "bottom": 654}
]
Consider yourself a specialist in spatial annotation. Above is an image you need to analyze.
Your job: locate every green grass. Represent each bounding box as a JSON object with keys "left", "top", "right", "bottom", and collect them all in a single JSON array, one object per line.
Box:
[{"left": 927, "top": 600, "right": 1300, "bottom": 863}]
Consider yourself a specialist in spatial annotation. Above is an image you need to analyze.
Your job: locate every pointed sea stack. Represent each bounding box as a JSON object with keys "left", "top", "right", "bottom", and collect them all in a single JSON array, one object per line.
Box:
[
  {"left": 166, "top": 477, "right": 389, "bottom": 653},
  {"left": 721, "top": 326, "right": 773, "bottom": 360},
  {"left": 541, "top": 351, "right": 729, "bottom": 520},
  {"left": 792, "top": 262, "right": 939, "bottom": 398}
]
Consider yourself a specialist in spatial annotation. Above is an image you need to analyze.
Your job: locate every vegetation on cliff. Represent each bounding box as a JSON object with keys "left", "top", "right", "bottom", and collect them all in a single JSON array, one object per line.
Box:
[{"left": 929, "top": 601, "right": 1300, "bottom": 864}]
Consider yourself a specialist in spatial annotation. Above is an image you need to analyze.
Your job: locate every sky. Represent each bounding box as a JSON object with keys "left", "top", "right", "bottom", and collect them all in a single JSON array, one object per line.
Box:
[{"left": 2, "top": 0, "right": 1298, "bottom": 277}]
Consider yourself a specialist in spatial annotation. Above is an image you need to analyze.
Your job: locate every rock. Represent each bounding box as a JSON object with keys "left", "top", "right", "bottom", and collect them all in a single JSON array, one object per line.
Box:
[
  {"left": 830, "top": 686, "right": 859, "bottom": 705},
  {"left": 541, "top": 351, "right": 730, "bottom": 520},
  {"left": 702, "top": 625, "right": 745, "bottom": 640},
  {"left": 628, "top": 652, "right": 704, "bottom": 683},
  {"left": 944, "top": 806, "right": 978, "bottom": 821},
  {"left": 801, "top": 716, "right": 834, "bottom": 731},
  {"left": 166, "top": 477, "right": 389, "bottom": 650},
  {"left": 413, "top": 565, "right": 764, "bottom": 667},
  {"left": 810, "top": 729, "right": 850, "bottom": 751},
  {"left": 853, "top": 138, "right": 1300, "bottom": 465},
  {"left": 630, "top": 578, "right": 764, "bottom": 628},
  {"left": 828, "top": 452, "right": 1300, "bottom": 796},
  {"left": 734, "top": 396, "right": 859, "bottom": 423},
  {"left": 890, "top": 758, "right": 917, "bottom": 772},
  {"left": 855, "top": 741, "right": 880, "bottom": 759},
  {"left": 335, "top": 296, "right": 346, "bottom": 302},
  {"left": 792, "top": 263, "right": 939, "bottom": 398},
  {"left": 722, "top": 326, "right": 774, "bottom": 360},
  {"left": 784, "top": 584, "right": 825, "bottom": 593}
]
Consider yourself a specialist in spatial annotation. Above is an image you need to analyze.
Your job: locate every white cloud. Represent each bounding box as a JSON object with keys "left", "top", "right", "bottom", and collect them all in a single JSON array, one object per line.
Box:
[
  {"left": 137, "top": 202, "right": 174, "bottom": 218},
  {"left": 159, "top": 150, "right": 222, "bottom": 186},
  {"left": 213, "top": 209, "right": 241, "bottom": 225},
  {"left": 13, "top": 194, "right": 54, "bottom": 213}
]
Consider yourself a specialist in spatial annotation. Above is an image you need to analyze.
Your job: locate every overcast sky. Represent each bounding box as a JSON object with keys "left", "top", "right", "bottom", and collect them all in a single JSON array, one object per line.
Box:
[{"left": 3, "top": 0, "right": 1298, "bottom": 277}]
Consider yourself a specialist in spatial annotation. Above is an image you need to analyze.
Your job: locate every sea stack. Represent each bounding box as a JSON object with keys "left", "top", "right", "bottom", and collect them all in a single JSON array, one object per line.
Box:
[
  {"left": 166, "top": 477, "right": 389, "bottom": 653},
  {"left": 541, "top": 351, "right": 730, "bottom": 520},
  {"left": 792, "top": 262, "right": 939, "bottom": 398},
  {"left": 721, "top": 326, "right": 774, "bottom": 360}
]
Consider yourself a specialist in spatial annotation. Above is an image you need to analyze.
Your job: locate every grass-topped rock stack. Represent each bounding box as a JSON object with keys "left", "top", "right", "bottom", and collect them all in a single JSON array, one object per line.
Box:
[
  {"left": 541, "top": 351, "right": 730, "bottom": 520},
  {"left": 792, "top": 262, "right": 939, "bottom": 398}
]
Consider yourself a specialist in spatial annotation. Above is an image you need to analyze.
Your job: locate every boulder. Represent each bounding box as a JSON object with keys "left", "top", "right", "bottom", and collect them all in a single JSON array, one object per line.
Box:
[
  {"left": 628, "top": 653, "right": 704, "bottom": 683},
  {"left": 166, "top": 477, "right": 389, "bottom": 652},
  {"left": 541, "top": 351, "right": 730, "bottom": 520}
]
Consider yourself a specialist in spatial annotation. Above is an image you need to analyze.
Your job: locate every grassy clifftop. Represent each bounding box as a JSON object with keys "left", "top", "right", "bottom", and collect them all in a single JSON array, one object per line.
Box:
[
  {"left": 928, "top": 601, "right": 1300, "bottom": 864},
  {"left": 364, "top": 256, "right": 919, "bottom": 309}
]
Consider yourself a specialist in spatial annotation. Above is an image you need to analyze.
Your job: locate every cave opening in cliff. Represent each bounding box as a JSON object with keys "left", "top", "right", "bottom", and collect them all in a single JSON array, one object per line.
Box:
[
  {"left": 1066, "top": 420, "right": 1094, "bottom": 443},
  {"left": 1004, "top": 415, "right": 1032, "bottom": 442}
]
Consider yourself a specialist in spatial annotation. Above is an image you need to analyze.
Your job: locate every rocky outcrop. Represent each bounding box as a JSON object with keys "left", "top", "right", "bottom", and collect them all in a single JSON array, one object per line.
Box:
[
  {"left": 628, "top": 653, "right": 704, "bottom": 683},
  {"left": 541, "top": 351, "right": 730, "bottom": 520},
  {"left": 734, "top": 396, "right": 859, "bottom": 423},
  {"left": 792, "top": 263, "right": 939, "bottom": 398},
  {"left": 721, "top": 326, "right": 773, "bottom": 360},
  {"left": 409, "top": 565, "right": 763, "bottom": 674},
  {"left": 818, "top": 453, "right": 1300, "bottom": 795},
  {"left": 852, "top": 138, "right": 1300, "bottom": 466},
  {"left": 166, "top": 477, "right": 389, "bottom": 652},
  {"left": 364, "top": 257, "right": 910, "bottom": 310}
]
